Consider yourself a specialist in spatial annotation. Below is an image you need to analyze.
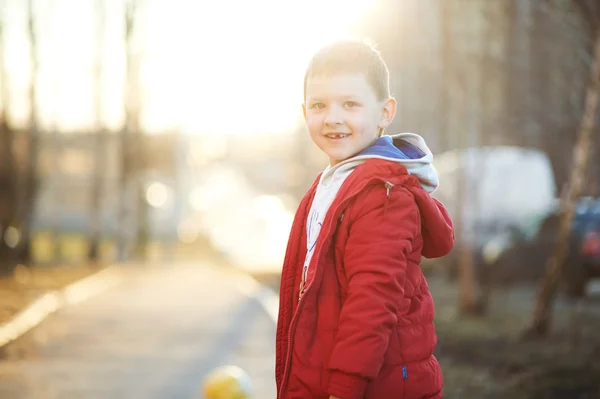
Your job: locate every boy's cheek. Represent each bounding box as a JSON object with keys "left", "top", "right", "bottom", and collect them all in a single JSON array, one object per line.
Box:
[
  {"left": 307, "top": 123, "right": 323, "bottom": 136},
  {"left": 305, "top": 115, "right": 322, "bottom": 126}
]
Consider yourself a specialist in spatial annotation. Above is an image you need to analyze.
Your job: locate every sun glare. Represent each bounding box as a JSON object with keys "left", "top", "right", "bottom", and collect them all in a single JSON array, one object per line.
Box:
[
  {"left": 5, "top": 0, "right": 376, "bottom": 136},
  {"left": 177, "top": 0, "right": 376, "bottom": 136}
]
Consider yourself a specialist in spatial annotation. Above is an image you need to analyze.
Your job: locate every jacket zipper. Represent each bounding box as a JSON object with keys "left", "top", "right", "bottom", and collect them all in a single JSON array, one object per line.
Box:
[
  {"left": 278, "top": 177, "right": 393, "bottom": 398},
  {"left": 298, "top": 266, "right": 307, "bottom": 301}
]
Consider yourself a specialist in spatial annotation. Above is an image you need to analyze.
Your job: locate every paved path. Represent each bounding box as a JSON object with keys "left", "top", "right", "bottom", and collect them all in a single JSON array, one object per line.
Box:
[{"left": 0, "top": 262, "right": 277, "bottom": 399}]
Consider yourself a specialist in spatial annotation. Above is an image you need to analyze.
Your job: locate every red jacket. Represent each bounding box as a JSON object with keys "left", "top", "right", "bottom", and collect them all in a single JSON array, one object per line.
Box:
[{"left": 275, "top": 159, "right": 454, "bottom": 399}]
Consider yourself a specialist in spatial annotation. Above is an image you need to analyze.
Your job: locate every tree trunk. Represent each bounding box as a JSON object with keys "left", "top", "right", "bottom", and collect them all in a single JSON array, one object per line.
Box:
[
  {"left": 117, "top": 0, "right": 137, "bottom": 262},
  {"left": 88, "top": 0, "right": 106, "bottom": 266},
  {"left": 439, "top": 0, "right": 452, "bottom": 153},
  {"left": 117, "top": 130, "right": 132, "bottom": 263},
  {"left": 129, "top": 0, "right": 148, "bottom": 262},
  {"left": 0, "top": 10, "right": 15, "bottom": 275},
  {"left": 17, "top": 0, "right": 40, "bottom": 266},
  {"left": 0, "top": 121, "right": 16, "bottom": 275},
  {"left": 457, "top": 1, "right": 481, "bottom": 315},
  {"left": 525, "top": 27, "right": 600, "bottom": 338},
  {"left": 134, "top": 149, "right": 149, "bottom": 261},
  {"left": 49, "top": 114, "right": 62, "bottom": 265}
]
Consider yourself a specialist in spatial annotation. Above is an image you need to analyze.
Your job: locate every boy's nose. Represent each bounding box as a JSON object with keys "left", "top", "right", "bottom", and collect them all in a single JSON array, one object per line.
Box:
[{"left": 324, "top": 110, "right": 343, "bottom": 126}]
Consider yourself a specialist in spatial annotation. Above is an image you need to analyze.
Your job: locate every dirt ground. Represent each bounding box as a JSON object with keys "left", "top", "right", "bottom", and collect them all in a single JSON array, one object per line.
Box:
[
  {"left": 251, "top": 270, "right": 600, "bottom": 399},
  {"left": 0, "top": 265, "right": 98, "bottom": 326},
  {"left": 429, "top": 276, "right": 600, "bottom": 399}
]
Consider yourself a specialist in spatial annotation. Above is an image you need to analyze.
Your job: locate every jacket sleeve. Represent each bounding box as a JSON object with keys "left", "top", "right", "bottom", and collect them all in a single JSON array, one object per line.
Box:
[
  {"left": 421, "top": 197, "right": 454, "bottom": 258},
  {"left": 327, "top": 186, "right": 418, "bottom": 399}
]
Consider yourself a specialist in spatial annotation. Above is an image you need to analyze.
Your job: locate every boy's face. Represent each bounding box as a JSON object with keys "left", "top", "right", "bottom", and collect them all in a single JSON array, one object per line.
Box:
[{"left": 303, "top": 72, "right": 396, "bottom": 166}]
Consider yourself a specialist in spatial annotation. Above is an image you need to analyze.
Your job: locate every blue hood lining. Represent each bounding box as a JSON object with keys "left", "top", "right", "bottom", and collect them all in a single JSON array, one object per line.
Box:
[{"left": 358, "top": 135, "right": 426, "bottom": 160}]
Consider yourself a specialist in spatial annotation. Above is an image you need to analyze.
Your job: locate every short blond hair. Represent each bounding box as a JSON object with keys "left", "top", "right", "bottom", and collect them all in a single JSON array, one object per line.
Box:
[{"left": 303, "top": 40, "right": 391, "bottom": 102}]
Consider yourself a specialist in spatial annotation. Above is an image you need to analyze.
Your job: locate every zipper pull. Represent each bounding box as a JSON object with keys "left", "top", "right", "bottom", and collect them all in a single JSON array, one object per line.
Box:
[
  {"left": 298, "top": 265, "right": 308, "bottom": 300},
  {"left": 385, "top": 181, "right": 394, "bottom": 197},
  {"left": 384, "top": 181, "right": 394, "bottom": 217}
]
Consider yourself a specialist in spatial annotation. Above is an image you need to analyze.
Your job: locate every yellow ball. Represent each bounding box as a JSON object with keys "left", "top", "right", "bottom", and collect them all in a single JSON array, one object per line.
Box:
[{"left": 202, "top": 365, "right": 253, "bottom": 399}]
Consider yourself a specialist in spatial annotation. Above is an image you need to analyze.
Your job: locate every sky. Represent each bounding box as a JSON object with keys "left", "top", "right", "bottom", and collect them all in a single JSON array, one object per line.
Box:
[{"left": 1, "top": 0, "right": 376, "bottom": 136}]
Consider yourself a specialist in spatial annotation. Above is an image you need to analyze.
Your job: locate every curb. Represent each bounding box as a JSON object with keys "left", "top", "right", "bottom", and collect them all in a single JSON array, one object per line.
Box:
[
  {"left": 0, "top": 265, "right": 123, "bottom": 349},
  {"left": 233, "top": 272, "right": 279, "bottom": 323},
  {"left": 204, "top": 260, "right": 280, "bottom": 324}
]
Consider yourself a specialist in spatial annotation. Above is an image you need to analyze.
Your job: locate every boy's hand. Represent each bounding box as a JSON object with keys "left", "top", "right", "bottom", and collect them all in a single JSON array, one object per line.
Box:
[{"left": 329, "top": 396, "right": 342, "bottom": 399}]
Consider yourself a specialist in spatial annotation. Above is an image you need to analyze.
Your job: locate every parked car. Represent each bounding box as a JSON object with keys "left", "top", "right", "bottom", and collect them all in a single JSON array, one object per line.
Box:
[{"left": 482, "top": 197, "right": 600, "bottom": 296}]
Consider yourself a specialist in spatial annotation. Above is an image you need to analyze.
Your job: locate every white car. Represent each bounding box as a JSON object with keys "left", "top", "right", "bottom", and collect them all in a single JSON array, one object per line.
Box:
[{"left": 427, "top": 146, "right": 557, "bottom": 279}]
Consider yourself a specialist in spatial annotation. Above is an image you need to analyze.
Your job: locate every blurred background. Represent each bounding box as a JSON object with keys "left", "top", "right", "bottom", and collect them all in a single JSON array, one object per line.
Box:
[
  {"left": 0, "top": 0, "right": 599, "bottom": 272},
  {"left": 0, "top": 0, "right": 600, "bottom": 398}
]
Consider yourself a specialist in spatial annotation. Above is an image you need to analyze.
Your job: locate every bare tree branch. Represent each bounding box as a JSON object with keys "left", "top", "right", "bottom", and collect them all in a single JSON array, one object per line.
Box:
[{"left": 525, "top": 25, "right": 600, "bottom": 338}]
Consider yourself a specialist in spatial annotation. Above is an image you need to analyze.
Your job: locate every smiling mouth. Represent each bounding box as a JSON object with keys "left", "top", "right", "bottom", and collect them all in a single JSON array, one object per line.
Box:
[{"left": 325, "top": 133, "right": 351, "bottom": 140}]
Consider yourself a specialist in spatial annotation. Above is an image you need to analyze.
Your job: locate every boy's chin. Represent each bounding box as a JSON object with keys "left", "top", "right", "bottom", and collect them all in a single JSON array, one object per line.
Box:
[
  {"left": 326, "top": 145, "right": 368, "bottom": 165},
  {"left": 328, "top": 153, "right": 352, "bottom": 166}
]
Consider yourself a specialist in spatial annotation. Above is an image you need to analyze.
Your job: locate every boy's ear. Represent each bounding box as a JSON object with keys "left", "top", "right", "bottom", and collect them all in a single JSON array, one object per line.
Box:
[
  {"left": 302, "top": 103, "right": 307, "bottom": 121},
  {"left": 378, "top": 97, "right": 397, "bottom": 130}
]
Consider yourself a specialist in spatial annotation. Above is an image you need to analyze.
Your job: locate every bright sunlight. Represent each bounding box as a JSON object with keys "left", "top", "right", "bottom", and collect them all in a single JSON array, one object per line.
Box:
[
  {"left": 142, "top": 0, "right": 377, "bottom": 136},
  {"left": 9, "top": 0, "right": 376, "bottom": 136}
]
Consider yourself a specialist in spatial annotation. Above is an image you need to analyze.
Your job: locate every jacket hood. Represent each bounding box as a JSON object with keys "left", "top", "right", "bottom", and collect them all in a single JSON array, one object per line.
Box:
[
  {"left": 409, "top": 184, "right": 455, "bottom": 258},
  {"left": 321, "top": 133, "right": 439, "bottom": 193},
  {"left": 322, "top": 133, "right": 453, "bottom": 258}
]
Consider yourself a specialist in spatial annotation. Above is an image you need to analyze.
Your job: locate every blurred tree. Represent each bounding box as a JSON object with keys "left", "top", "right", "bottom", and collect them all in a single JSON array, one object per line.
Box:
[
  {"left": 131, "top": 2, "right": 149, "bottom": 261},
  {"left": 117, "top": 1, "right": 132, "bottom": 262},
  {"left": 0, "top": 0, "right": 17, "bottom": 275},
  {"left": 572, "top": 0, "right": 600, "bottom": 194},
  {"left": 441, "top": 0, "right": 478, "bottom": 314},
  {"left": 88, "top": 0, "right": 107, "bottom": 266},
  {"left": 356, "top": 1, "right": 599, "bottom": 295},
  {"left": 439, "top": 0, "right": 452, "bottom": 153},
  {"left": 118, "top": 0, "right": 147, "bottom": 261},
  {"left": 529, "top": 3, "right": 579, "bottom": 193},
  {"left": 468, "top": 1, "right": 501, "bottom": 314},
  {"left": 49, "top": 77, "right": 62, "bottom": 265},
  {"left": 14, "top": 0, "right": 41, "bottom": 266},
  {"left": 526, "top": 26, "right": 600, "bottom": 338}
]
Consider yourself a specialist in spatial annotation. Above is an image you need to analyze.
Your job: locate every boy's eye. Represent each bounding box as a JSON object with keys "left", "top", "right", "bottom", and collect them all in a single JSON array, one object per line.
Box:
[
  {"left": 345, "top": 101, "right": 358, "bottom": 108},
  {"left": 311, "top": 103, "right": 325, "bottom": 110}
]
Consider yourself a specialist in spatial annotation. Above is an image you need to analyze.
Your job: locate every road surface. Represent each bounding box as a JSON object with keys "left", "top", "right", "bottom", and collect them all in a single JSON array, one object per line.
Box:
[{"left": 0, "top": 262, "right": 277, "bottom": 399}]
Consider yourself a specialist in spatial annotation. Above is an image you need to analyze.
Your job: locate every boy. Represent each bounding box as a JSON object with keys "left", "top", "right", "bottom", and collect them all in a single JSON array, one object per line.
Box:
[{"left": 275, "top": 40, "right": 454, "bottom": 399}]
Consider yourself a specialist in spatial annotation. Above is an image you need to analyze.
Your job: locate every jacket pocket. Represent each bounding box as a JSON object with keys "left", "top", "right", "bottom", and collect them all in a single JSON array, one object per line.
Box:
[
  {"left": 402, "top": 355, "right": 443, "bottom": 399},
  {"left": 364, "top": 364, "right": 406, "bottom": 398}
]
